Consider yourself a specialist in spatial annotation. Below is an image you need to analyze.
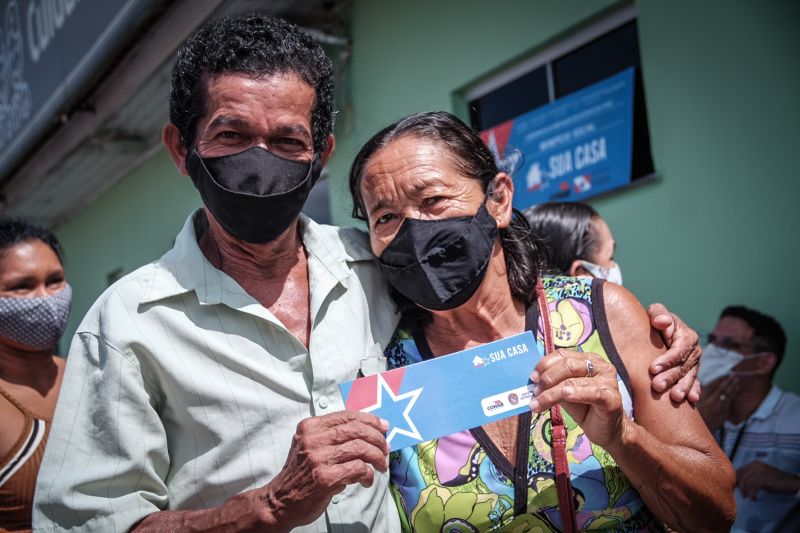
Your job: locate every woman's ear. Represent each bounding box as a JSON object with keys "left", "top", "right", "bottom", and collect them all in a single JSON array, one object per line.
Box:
[
  {"left": 568, "top": 259, "right": 590, "bottom": 277},
  {"left": 488, "top": 172, "right": 514, "bottom": 228}
]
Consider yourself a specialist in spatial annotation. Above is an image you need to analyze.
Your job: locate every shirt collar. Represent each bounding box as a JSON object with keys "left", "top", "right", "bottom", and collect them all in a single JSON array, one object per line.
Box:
[
  {"left": 142, "top": 210, "right": 372, "bottom": 307},
  {"left": 749, "top": 385, "right": 782, "bottom": 421},
  {"left": 300, "top": 214, "right": 352, "bottom": 285}
]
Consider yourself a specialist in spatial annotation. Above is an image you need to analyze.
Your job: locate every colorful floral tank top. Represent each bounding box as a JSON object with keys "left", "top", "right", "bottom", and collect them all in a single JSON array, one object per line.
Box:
[{"left": 384, "top": 276, "right": 663, "bottom": 532}]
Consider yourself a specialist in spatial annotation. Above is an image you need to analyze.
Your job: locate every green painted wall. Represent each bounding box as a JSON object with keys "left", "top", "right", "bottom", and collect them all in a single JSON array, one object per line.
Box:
[
  {"left": 55, "top": 150, "right": 200, "bottom": 343},
  {"left": 54, "top": 0, "right": 799, "bottom": 392},
  {"left": 326, "top": 0, "right": 800, "bottom": 391}
]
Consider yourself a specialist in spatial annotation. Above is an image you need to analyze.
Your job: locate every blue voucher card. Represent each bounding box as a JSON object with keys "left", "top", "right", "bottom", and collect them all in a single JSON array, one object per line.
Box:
[{"left": 339, "top": 331, "right": 541, "bottom": 451}]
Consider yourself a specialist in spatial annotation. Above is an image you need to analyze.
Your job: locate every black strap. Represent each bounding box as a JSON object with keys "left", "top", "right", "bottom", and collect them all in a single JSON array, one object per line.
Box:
[{"left": 413, "top": 297, "right": 541, "bottom": 517}]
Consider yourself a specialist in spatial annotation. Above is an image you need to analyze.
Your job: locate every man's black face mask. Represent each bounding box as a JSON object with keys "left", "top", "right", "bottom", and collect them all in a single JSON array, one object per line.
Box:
[
  {"left": 378, "top": 202, "right": 499, "bottom": 311},
  {"left": 186, "top": 146, "right": 322, "bottom": 243}
]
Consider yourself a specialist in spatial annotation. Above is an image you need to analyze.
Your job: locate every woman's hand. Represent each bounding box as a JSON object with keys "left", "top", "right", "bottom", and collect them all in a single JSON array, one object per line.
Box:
[
  {"left": 647, "top": 303, "right": 702, "bottom": 403},
  {"left": 529, "top": 349, "right": 626, "bottom": 449}
]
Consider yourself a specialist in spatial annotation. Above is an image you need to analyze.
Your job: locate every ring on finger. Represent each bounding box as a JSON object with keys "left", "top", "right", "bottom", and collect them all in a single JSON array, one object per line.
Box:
[{"left": 586, "top": 359, "right": 595, "bottom": 377}]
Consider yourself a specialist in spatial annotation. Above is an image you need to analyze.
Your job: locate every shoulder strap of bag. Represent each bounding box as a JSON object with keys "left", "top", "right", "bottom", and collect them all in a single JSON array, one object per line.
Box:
[{"left": 535, "top": 279, "right": 578, "bottom": 533}]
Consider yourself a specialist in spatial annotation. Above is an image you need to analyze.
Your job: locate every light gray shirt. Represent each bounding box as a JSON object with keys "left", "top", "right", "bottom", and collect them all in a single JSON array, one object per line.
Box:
[
  {"left": 33, "top": 211, "right": 401, "bottom": 532},
  {"left": 717, "top": 386, "right": 800, "bottom": 532}
]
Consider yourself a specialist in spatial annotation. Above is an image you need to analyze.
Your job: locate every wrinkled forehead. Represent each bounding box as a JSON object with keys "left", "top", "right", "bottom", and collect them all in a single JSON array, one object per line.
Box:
[
  {"left": 359, "top": 135, "right": 482, "bottom": 200},
  {"left": 201, "top": 71, "right": 315, "bottom": 114}
]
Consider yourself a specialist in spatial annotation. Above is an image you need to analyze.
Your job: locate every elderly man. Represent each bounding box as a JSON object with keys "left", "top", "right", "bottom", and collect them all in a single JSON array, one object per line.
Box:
[
  {"left": 699, "top": 306, "right": 800, "bottom": 532},
  {"left": 34, "top": 14, "right": 702, "bottom": 533}
]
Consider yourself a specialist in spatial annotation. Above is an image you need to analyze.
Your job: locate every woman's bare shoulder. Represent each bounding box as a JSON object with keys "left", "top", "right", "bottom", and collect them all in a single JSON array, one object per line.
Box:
[{"left": 601, "top": 282, "right": 665, "bottom": 374}]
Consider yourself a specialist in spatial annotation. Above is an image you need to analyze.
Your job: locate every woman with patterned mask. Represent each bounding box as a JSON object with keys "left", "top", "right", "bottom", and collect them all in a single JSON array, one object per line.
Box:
[{"left": 0, "top": 217, "right": 71, "bottom": 532}]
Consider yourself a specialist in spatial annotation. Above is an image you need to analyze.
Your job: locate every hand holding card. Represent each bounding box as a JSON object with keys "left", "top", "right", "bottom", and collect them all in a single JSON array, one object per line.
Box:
[{"left": 339, "top": 331, "right": 541, "bottom": 451}]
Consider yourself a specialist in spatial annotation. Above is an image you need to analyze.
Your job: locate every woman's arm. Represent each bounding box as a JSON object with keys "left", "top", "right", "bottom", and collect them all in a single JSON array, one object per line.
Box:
[
  {"left": 602, "top": 283, "right": 735, "bottom": 531},
  {"left": 531, "top": 283, "right": 736, "bottom": 532}
]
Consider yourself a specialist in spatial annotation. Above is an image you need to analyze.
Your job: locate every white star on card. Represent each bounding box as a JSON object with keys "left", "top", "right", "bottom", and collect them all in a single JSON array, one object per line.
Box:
[{"left": 363, "top": 374, "right": 423, "bottom": 445}]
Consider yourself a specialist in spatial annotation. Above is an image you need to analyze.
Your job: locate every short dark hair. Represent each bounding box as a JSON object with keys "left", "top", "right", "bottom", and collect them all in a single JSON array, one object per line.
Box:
[
  {"left": 721, "top": 305, "right": 786, "bottom": 370},
  {"left": 169, "top": 14, "right": 334, "bottom": 153},
  {"left": 349, "top": 111, "right": 546, "bottom": 327},
  {"left": 0, "top": 216, "right": 63, "bottom": 262},
  {"left": 523, "top": 202, "right": 600, "bottom": 274}
]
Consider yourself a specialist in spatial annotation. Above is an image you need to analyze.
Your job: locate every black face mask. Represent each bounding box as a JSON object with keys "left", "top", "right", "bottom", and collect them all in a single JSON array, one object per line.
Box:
[
  {"left": 186, "top": 146, "right": 322, "bottom": 243},
  {"left": 379, "top": 202, "right": 498, "bottom": 311}
]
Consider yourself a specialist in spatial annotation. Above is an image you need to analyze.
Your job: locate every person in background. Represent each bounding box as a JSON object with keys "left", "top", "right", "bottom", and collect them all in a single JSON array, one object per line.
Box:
[
  {"left": 524, "top": 202, "right": 620, "bottom": 284},
  {"left": 524, "top": 201, "right": 702, "bottom": 403},
  {"left": 0, "top": 217, "right": 71, "bottom": 532},
  {"left": 698, "top": 306, "right": 800, "bottom": 532}
]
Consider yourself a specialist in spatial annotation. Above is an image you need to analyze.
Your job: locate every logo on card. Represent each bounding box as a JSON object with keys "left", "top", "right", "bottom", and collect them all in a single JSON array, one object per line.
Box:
[
  {"left": 481, "top": 385, "right": 536, "bottom": 417},
  {"left": 485, "top": 399, "right": 504, "bottom": 412},
  {"left": 472, "top": 343, "right": 530, "bottom": 369}
]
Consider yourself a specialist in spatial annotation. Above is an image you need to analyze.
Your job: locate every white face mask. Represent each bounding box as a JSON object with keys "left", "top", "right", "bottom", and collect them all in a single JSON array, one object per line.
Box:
[
  {"left": 580, "top": 260, "right": 623, "bottom": 286},
  {"left": 698, "top": 343, "right": 765, "bottom": 384}
]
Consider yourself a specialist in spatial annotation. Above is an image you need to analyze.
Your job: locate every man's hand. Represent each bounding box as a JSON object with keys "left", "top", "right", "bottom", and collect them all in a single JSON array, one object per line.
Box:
[
  {"left": 259, "top": 411, "right": 390, "bottom": 531},
  {"left": 647, "top": 303, "right": 702, "bottom": 403},
  {"left": 697, "top": 375, "right": 739, "bottom": 431},
  {"left": 132, "top": 411, "right": 389, "bottom": 533},
  {"left": 737, "top": 460, "right": 800, "bottom": 500}
]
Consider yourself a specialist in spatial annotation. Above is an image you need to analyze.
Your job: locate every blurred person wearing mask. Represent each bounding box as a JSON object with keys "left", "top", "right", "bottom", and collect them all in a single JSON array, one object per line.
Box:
[
  {"left": 698, "top": 306, "right": 800, "bottom": 532},
  {"left": 524, "top": 201, "right": 702, "bottom": 403},
  {"left": 0, "top": 217, "right": 71, "bottom": 532}
]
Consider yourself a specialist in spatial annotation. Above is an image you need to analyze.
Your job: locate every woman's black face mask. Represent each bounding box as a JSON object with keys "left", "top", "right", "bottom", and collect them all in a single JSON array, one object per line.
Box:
[
  {"left": 378, "top": 201, "right": 498, "bottom": 311},
  {"left": 186, "top": 146, "right": 322, "bottom": 243}
]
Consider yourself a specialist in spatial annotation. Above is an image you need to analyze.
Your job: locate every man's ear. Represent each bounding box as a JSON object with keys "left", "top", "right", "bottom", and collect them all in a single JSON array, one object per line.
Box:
[
  {"left": 163, "top": 122, "right": 189, "bottom": 176},
  {"left": 320, "top": 134, "right": 335, "bottom": 166},
  {"left": 488, "top": 172, "right": 514, "bottom": 228},
  {"left": 755, "top": 352, "right": 779, "bottom": 376}
]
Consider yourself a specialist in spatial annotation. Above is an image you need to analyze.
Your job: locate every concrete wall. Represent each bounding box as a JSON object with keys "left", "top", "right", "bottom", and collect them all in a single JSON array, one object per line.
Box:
[{"left": 55, "top": 0, "right": 800, "bottom": 391}]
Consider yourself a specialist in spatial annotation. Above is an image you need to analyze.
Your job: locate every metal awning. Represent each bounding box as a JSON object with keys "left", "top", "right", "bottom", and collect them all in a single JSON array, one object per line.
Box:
[{"left": 0, "top": 0, "right": 347, "bottom": 227}]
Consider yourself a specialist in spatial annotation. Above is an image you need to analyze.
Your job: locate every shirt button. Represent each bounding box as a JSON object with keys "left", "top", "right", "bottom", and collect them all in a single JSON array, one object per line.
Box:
[
  {"left": 331, "top": 495, "right": 340, "bottom": 504},
  {"left": 318, "top": 396, "right": 329, "bottom": 409}
]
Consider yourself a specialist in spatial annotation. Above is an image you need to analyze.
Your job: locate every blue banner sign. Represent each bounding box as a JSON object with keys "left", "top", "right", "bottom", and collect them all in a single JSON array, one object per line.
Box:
[
  {"left": 340, "top": 331, "right": 541, "bottom": 451},
  {"left": 480, "top": 68, "right": 635, "bottom": 207}
]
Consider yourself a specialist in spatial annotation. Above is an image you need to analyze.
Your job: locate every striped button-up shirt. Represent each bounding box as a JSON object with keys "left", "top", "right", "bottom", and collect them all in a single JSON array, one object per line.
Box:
[
  {"left": 716, "top": 386, "right": 800, "bottom": 532},
  {"left": 33, "top": 211, "right": 400, "bottom": 532}
]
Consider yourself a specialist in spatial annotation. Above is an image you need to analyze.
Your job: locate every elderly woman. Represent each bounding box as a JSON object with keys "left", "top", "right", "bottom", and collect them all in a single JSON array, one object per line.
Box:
[
  {"left": 348, "top": 112, "right": 735, "bottom": 532},
  {"left": 0, "top": 217, "right": 71, "bottom": 532}
]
